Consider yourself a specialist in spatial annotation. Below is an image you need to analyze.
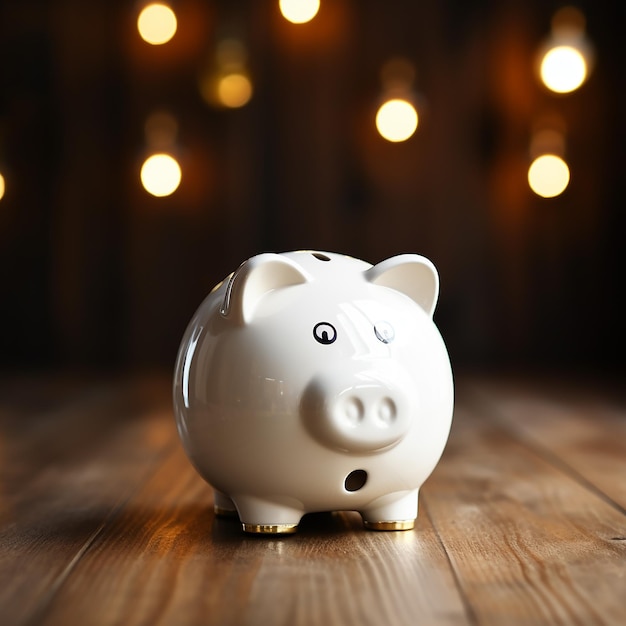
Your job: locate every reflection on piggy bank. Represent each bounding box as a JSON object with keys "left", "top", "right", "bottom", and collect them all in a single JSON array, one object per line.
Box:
[{"left": 173, "top": 251, "right": 453, "bottom": 534}]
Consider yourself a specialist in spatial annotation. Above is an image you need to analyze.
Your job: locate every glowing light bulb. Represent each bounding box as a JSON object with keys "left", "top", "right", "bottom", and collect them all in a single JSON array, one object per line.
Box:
[
  {"left": 137, "top": 3, "right": 177, "bottom": 45},
  {"left": 279, "top": 0, "right": 320, "bottom": 24},
  {"left": 217, "top": 73, "right": 253, "bottom": 108},
  {"left": 141, "top": 154, "right": 181, "bottom": 197},
  {"left": 540, "top": 45, "right": 587, "bottom": 93},
  {"left": 375, "top": 99, "right": 418, "bottom": 142},
  {"left": 0, "top": 173, "right": 5, "bottom": 201},
  {"left": 528, "top": 155, "right": 570, "bottom": 198}
]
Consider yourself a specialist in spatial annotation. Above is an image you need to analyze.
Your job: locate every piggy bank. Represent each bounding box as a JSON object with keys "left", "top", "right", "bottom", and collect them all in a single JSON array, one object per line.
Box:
[{"left": 173, "top": 251, "right": 453, "bottom": 534}]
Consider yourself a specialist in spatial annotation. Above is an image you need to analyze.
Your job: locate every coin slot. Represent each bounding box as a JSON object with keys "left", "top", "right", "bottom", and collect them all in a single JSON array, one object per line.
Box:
[
  {"left": 312, "top": 252, "right": 331, "bottom": 261},
  {"left": 344, "top": 469, "right": 368, "bottom": 492}
]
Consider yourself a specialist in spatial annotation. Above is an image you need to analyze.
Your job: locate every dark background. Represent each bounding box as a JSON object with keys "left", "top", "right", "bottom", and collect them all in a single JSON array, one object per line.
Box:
[{"left": 0, "top": 0, "right": 624, "bottom": 375}]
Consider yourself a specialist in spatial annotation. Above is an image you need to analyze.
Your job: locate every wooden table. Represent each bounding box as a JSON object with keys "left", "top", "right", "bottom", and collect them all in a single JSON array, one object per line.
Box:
[{"left": 1, "top": 373, "right": 625, "bottom": 625}]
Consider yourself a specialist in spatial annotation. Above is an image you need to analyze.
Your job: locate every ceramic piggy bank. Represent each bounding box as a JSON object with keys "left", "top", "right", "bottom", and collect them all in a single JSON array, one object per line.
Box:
[{"left": 173, "top": 251, "right": 453, "bottom": 534}]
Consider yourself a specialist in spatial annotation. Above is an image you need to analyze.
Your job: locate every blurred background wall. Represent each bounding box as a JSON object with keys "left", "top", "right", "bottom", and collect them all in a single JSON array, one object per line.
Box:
[{"left": 0, "top": 0, "right": 623, "bottom": 374}]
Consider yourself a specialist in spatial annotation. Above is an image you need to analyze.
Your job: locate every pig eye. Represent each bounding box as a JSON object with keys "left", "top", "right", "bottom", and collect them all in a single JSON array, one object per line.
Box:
[
  {"left": 374, "top": 321, "right": 395, "bottom": 344},
  {"left": 313, "top": 322, "right": 337, "bottom": 345}
]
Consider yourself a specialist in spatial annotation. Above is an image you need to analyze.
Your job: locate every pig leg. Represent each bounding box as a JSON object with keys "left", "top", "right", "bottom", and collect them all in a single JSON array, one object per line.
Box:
[
  {"left": 360, "top": 489, "right": 419, "bottom": 531},
  {"left": 213, "top": 491, "right": 239, "bottom": 518},
  {"left": 233, "top": 495, "right": 305, "bottom": 534}
]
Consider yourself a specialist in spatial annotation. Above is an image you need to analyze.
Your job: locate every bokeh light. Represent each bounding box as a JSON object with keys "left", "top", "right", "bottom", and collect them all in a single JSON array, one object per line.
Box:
[
  {"left": 0, "top": 173, "right": 5, "bottom": 201},
  {"left": 540, "top": 45, "right": 587, "bottom": 93},
  {"left": 199, "top": 38, "right": 254, "bottom": 109},
  {"left": 137, "top": 3, "right": 177, "bottom": 45},
  {"left": 279, "top": 0, "right": 320, "bottom": 24},
  {"left": 217, "top": 73, "right": 253, "bottom": 108},
  {"left": 375, "top": 99, "right": 418, "bottom": 142},
  {"left": 528, "top": 155, "right": 570, "bottom": 198},
  {"left": 140, "top": 154, "right": 182, "bottom": 197}
]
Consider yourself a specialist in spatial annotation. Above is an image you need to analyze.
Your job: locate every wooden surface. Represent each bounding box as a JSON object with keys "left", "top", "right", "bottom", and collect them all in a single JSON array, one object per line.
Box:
[{"left": 1, "top": 373, "right": 625, "bottom": 625}]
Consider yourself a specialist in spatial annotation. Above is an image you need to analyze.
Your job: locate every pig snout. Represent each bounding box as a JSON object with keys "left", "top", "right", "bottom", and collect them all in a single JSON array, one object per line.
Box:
[{"left": 300, "top": 366, "right": 414, "bottom": 453}]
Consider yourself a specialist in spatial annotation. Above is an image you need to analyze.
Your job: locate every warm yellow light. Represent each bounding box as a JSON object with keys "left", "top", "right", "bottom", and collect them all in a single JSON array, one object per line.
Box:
[
  {"left": 217, "top": 73, "right": 253, "bottom": 108},
  {"left": 0, "top": 173, "right": 5, "bottom": 201},
  {"left": 375, "top": 99, "right": 418, "bottom": 142},
  {"left": 140, "top": 154, "right": 181, "bottom": 197},
  {"left": 279, "top": 0, "right": 320, "bottom": 24},
  {"left": 528, "top": 155, "right": 570, "bottom": 198},
  {"left": 137, "top": 3, "right": 177, "bottom": 45},
  {"left": 540, "top": 45, "right": 587, "bottom": 93}
]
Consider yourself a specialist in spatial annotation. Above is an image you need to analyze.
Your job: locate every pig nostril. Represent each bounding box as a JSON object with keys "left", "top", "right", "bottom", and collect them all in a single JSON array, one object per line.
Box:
[
  {"left": 302, "top": 377, "right": 410, "bottom": 453},
  {"left": 376, "top": 397, "right": 397, "bottom": 426},
  {"left": 342, "top": 397, "right": 365, "bottom": 426},
  {"left": 344, "top": 469, "right": 368, "bottom": 492}
]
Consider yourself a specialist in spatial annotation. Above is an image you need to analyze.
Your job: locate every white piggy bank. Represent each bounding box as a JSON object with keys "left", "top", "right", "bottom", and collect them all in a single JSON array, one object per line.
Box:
[{"left": 173, "top": 251, "right": 453, "bottom": 534}]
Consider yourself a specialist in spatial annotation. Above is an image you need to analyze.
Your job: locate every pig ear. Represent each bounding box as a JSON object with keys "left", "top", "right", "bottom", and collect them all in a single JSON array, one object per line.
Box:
[
  {"left": 365, "top": 254, "right": 439, "bottom": 317},
  {"left": 221, "top": 253, "right": 311, "bottom": 324}
]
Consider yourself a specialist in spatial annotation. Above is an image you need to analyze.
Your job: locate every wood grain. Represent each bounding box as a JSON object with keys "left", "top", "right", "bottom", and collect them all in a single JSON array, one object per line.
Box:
[
  {"left": 469, "top": 377, "right": 626, "bottom": 512},
  {"left": 423, "top": 402, "right": 626, "bottom": 625},
  {"left": 0, "top": 377, "right": 174, "bottom": 626},
  {"left": 1, "top": 374, "right": 625, "bottom": 625}
]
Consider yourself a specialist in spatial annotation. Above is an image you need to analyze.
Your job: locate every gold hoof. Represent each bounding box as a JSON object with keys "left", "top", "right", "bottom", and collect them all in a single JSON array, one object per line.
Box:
[
  {"left": 214, "top": 505, "right": 239, "bottom": 518},
  {"left": 363, "top": 519, "right": 415, "bottom": 531},
  {"left": 242, "top": 523, "right": 298, "bottom": 534}
]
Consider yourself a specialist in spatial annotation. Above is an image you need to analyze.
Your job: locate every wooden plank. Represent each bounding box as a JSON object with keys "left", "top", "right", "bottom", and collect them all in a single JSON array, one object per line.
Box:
[
  {"left": 469, "top": 377, "right": 626, "bottom": 512},
  {"left": 422, "top": 396, "right": 626, "bottom": 626},
  {"left": 38, "top": 419, "right": 469, "bottom": 626},
  {"left": 0, "top": 377, "right": 174, "bottom": 626}
]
